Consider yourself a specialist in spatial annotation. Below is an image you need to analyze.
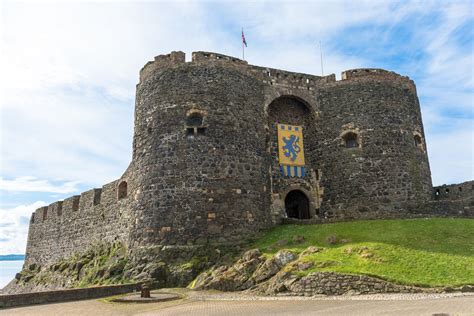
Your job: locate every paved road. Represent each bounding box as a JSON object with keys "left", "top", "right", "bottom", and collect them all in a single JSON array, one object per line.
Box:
[{"left": 1, "top": 292, "right": 473, "bottom": 315}]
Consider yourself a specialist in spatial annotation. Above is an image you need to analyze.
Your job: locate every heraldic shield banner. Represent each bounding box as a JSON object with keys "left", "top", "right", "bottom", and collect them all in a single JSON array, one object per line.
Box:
[{"left": 277, "top": 124, "right": 305, "bottom": 177}]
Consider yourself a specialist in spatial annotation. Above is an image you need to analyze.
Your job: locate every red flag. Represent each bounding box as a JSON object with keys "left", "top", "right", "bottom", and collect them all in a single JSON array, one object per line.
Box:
[{"left": 242, "top": 30, "right": 247, "bottom": 47}]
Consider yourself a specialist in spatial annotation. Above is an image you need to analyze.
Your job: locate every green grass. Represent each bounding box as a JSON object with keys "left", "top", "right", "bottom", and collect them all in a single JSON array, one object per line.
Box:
[{"left": 252, "top": 218, "right": 474, "bottom": 287}]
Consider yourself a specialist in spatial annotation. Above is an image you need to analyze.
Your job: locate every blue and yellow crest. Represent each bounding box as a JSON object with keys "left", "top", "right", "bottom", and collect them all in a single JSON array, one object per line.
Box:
[{"left": 277, "top": 124, "right": 305, "bottom": 177}]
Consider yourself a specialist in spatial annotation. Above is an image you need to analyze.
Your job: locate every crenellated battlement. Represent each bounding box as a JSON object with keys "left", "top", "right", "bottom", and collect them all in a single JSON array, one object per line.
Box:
[
  {"left": 25, "top": 178, "right": 130, "bottom": 267},
  {"left": 29, "top": 180, "right": 122, "bottom": 224},
  {"left": 434, "top": 180, "right": 474, "bottom": 201},
  {"left": 192, "top": 51, "right": 248, "bottom": 65},
  {"left": 139, "top": 51, "right": 186, "bottom": 83},
  {"left": 79, "top": 188, "right": 102, "bottom": 210},
  {"left": 340, "top": 68, "right": 417, "bottom": 94},
  {"left": 138, "top": 51, "right": 416, "bottom": 96}
]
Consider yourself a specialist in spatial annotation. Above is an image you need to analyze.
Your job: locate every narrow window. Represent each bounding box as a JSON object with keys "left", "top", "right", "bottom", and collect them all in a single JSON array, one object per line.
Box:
[
  {"left": 31, "top": 213, "right": 35, "bottom": 223},
  {"left": 186, "top": 112, "right": 206, "bottom": 137},
  {"left": 72, "top": 198, "right": 79, "bottom": 211},
  {"left": 445, "top": 188, "right": 450, "bottom": 194},
  {"left": 435, "top": 189, "right": 440, "bottom": 196},
  {"left": 414, "top": 134, "right": 423, "bottom": 149},
  {"left": 343, "top": 132, "right": 359, "bottom": 148},
  {"left": 43, "top": 209, "right": 47, "bottom": 221},
  {"left": 186, "top": 114, "right": 203, "bottom": 127},
  {"left": 459, "top": 187, "right": 463, "bottom": 192},
  {"left": 118, "top": 181, "right": 128, "bottom": 200}
]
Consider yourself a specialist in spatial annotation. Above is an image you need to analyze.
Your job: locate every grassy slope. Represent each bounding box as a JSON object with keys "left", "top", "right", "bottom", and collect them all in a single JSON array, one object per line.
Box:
[{"left": 252, "top": 218, "right": 474, "bottom": 287}]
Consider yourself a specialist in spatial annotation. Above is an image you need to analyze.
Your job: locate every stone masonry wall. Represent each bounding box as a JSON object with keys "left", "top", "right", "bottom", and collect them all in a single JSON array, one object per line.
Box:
[
  {"left": 25, "top": 179, "right": 132, "bottom": 267},
  {"left": 277, "top": 271, "right": 426, "bottom": 296},
  {"left": 433, "top": 180, "right": 474, "bottom": 201},
  {"left": 314, "top": 70, "right": 433, "bottom": 218},
  {"left": 421, "top": 180, "right": 474, "bottom": 217},
  {"left": 128, "top": 57, "right": 272, "bottom": 248}
]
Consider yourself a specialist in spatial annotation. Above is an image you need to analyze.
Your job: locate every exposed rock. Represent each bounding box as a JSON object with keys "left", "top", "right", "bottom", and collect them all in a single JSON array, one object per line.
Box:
[
  {"left": 360, "top": 252, "right": 374, "bottom": 259},
  {"left": 242, "top": 249, "right": 262, "bottom": 261},
  {"left": 296, "top": 262, "right": 313, "bottom": 271},
  {"left": 300, "top": 246, "right": 323, "bottom": 256},
  {"left": 274, "top": 250, "right": 297, "bottom": 266},
  {"left": 107, "top": 260, "right": 127, "bottom": 277},
  {"left": 28, "top": 263, "right": 38, "bottom": 271},
  {"left": 133, "top": 271, "right": 150, "bottom": 282},
  {"left": 191, "top": 247, "right": 446, "bottom": 297},
  {"left": 145, "top": 262, "right": 168, "bottom": 282},
  {"left": 252, "top": 257, "right": 281, "bottom": 283},
  {"left": 192, "top": 249, "right": 265, "bottom": 291}
]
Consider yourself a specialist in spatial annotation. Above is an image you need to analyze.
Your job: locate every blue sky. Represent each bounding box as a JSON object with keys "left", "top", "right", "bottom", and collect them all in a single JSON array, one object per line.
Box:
[{"left": 0, "top": 0, "right": 473, "bottom": 254}]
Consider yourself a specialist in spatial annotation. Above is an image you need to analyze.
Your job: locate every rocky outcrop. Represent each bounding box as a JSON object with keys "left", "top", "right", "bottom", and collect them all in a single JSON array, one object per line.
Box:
[
  {"left": 192, "top": 249, "right": 298, "bottom": 291},
  {"left": 191, "top": 247, "right": 466, "bottom": 296},
  {"left": 4, "top": 242, "right": 225, "bottom": 294}
]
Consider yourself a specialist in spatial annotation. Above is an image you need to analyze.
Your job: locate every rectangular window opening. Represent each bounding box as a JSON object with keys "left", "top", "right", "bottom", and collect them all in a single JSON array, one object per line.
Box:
[
  {"left": 72, "top": 199, "right": 79, "bottom": 212},
  {"left": 197, "top": 127, "right": 206, "bottom": 135}
]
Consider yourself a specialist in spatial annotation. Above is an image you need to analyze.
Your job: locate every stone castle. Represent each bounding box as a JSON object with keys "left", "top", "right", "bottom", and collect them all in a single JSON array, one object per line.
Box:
[{"left": 25, "top": 51, "right": 473, "bottom": 268}]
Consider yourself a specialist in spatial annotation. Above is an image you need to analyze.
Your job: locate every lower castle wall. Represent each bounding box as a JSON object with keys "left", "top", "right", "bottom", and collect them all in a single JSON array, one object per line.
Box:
[
  {"left": 418, "top": 180, "right": 474, "bottom": 217},
  {"left": 24, "top": 179, "right": 132, "bottom": 268},
  {"left": 433, "top": 181, "right": 474, "bottom": 201},
  {"left": 0, "top": 283, "right": 140, "bottom": 308},
  {"left": 280, "top": 272, "right": 426, "bottom": 296}
]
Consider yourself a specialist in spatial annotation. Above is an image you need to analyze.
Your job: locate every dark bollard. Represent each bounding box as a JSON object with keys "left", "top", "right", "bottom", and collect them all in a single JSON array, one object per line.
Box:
[{"left": 141, "top": 284, "right": 151, "bottom": 298}]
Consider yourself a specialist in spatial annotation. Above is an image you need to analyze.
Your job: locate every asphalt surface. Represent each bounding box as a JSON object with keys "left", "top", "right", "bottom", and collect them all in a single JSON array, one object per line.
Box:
[{"left": 1, "top": 291, "right": 473, "bottom": 315}]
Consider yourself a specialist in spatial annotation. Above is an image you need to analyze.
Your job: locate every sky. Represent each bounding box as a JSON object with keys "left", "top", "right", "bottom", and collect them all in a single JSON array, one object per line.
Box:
[{"left": 0, "top": 0, "right": 473, "bottom": 255}]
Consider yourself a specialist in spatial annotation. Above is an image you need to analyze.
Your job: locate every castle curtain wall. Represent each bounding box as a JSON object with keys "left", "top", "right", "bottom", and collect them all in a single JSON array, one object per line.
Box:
[{"left": 25, "top": 181, "right": 132, "bottom": 267}]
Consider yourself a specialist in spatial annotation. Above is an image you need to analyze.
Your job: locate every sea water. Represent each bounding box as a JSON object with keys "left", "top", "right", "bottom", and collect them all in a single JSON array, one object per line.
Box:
[{"left": 0, "top": 260, "right": 24, "bottom": 289}]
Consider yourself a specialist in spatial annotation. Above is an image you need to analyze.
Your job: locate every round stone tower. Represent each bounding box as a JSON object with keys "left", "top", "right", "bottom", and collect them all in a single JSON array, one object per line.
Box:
[
  {"left": 126, "top": 51, "right": 272, "bottom": 248},
  {"left": 314, "top": 69, "right": 433, "bottom": 218}
]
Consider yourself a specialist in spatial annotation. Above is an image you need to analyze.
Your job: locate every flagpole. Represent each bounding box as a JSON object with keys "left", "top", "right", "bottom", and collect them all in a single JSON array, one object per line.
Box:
[
  {"left": 319, "top": 41, "right": 324, "bottom": 76},
  {"left": 242, "top": 27, "right": 245, "bottom": 60}
]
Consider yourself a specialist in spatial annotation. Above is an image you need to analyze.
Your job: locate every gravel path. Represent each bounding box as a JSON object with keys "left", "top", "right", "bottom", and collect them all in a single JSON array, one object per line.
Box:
[
  {"left": 190, "top": 290, "right": 473, "bottom": 301},
  {"left": 1, "top": 289, "right": 473, "bottom": 316}
]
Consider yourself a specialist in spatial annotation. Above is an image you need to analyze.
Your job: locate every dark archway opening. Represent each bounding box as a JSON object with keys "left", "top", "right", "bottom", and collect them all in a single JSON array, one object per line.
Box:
[{"left": 285, "top": 190, "right": 310, "bottom": 219}]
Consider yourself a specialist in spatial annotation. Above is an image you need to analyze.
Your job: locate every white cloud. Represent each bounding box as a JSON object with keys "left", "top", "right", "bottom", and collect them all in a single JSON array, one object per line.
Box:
[
  {"left": 0, "top": 201, "right": 46, "bottom": 255},
  {"left": 0, "top": 1, "right": 472, "bottom": 195},
  {"left": 0, "top": 1, "right": 226, "bottom": 186},
  {"left": 0, "top": 177, "right": 80, "bottom": 194}
]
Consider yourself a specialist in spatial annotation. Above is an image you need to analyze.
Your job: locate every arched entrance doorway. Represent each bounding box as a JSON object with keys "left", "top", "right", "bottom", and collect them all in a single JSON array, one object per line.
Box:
[{"left": 285, "top": 190, "right": 310, "bottom": 219}]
